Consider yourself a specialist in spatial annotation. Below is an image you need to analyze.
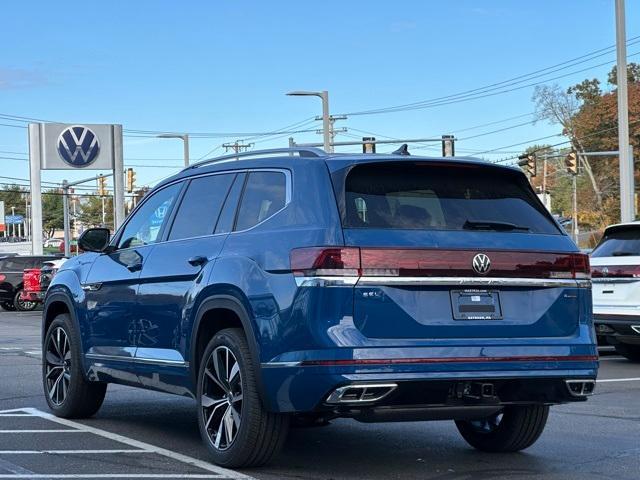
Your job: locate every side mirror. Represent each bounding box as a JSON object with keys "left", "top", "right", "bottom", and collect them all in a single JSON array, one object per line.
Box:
[{"left": 77, "top": 228, "right": 111, "bottom": 253}]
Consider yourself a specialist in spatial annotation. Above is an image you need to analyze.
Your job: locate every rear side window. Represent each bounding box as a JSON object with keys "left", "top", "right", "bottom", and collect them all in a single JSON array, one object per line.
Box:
[
  {"left": 341, "top": 163, "right": 559, "bottom": 234},
  {"left": 0, "top": 258, "right": 26, "bottom": 271},
  {"left": 235, "top": 171, "right": 287, "bottom": 231},
  {"left": 591, "top": 227, "right": 640, "bottom": 257},
  {"left": 168, "top": 173, "right": 235, "bottom": 241}
]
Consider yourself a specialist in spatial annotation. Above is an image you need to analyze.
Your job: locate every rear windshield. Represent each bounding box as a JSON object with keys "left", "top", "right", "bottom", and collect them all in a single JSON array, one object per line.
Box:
[
  {"left": 591, "top": 227, "right": 640, "bottom": 257},
  {"left": 340, "top": 163, "right": 560, "bottom": 234}
]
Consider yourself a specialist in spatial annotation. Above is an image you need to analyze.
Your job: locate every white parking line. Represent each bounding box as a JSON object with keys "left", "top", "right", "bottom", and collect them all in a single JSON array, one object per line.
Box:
[
  {"left": 1, "top": 450, "right": 151, "bottom": 455},
  {"left": 597, "top": 377, "right": 640, "bottom": 383},
  {"left": 0, "top": 408, "right": 254, "bottom": 480},
  {"left": 0, "top": 475, "right": 226, "bottom": 479},
  {"left": 597, "top": 356, "right": 625, "bottom": 361}
]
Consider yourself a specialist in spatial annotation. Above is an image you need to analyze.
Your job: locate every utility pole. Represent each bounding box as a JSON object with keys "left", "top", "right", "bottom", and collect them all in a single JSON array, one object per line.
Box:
[
  {"left": 286, "top": 90, "right": 331, "bottom": 152},
  {"left": 223, "top": 140, "right": 254, "bottom": 160},
  {"left": 616, "top": 0, "right": 634, "bottom": 222},
  {"left": 316, "top": 115, "right": 347, "bottom": 150}
]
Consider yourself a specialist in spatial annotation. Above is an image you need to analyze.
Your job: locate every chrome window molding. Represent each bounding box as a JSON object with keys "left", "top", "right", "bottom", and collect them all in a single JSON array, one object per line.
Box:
[{"left": 591, "top": 277, "right": 639, "bottom": 284}]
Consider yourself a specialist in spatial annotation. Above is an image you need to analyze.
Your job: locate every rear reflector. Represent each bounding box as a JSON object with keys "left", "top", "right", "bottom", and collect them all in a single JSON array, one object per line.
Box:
[{"left": 290, "top": 247, "right": 591, "bottom": 279}]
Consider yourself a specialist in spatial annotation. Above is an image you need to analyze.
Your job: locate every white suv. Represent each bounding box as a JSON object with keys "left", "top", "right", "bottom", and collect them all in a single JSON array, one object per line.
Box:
[{"left": 590, "top": 221, "right": 640, "bottom": 361}]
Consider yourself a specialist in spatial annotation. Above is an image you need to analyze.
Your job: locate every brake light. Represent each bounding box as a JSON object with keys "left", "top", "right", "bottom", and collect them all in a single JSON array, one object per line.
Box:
[
  {"left": 591, "top": 264, "right": 640, "bottom": 278},
  {"left": 290, "top": 247, "right": 360, "bottom": 276},
  {"left": 290, "top": 248, "right": 590, "bottom": 279},
  {"left": 0, "top": 274, "right": 5, "bottom": 282},
  {"left": 23, "top": 269, "right": 42, "bottom": 292}
]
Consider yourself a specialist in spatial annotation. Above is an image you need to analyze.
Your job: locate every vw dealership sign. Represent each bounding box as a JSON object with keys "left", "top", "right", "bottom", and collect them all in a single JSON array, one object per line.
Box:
[
  {"left": 28, "top": 122, "right": 125, "bottom": 254},
  {"left": 57, "top": 125, "right": 101, "bottom": 167},
  {"left": 34, "top": 123, "right": 117, "bottom": 170}
]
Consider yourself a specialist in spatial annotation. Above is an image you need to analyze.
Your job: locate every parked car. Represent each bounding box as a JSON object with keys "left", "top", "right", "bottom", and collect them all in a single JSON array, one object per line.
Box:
[
  {"left": 44, "top": 238, "right": 63, "bottom": 248},
  {"left": 21, "top": 258, "right": 67, "bottom": 306},
  {"left": 590, "top": 221, "right": 640, "bottom": 361},
  {"left": 0, "top": 255, "right": 59, "bottom": 311},
  {"left": 42, "top": 148, "right": 597, "bottom": 468}
]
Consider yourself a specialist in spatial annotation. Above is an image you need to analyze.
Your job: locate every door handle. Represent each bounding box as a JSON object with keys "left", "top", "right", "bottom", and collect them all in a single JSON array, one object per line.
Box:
[
  {"left": 127, "top": 263, "right": 143, "bottom": 272},
  {"left": 188, "top": 255, "right": 208, "bottom": 267}
]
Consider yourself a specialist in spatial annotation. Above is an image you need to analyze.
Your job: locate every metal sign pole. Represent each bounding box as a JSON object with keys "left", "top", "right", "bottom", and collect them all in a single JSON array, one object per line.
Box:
[
  {"left": 28, "top": 124, "right": 44, "bottom": 255},
  {"left": 112, "top": 124, "right": 125, "bottom": 230},
  {"left": 62, "top": 180, "right": 70, "bottom": 257}
]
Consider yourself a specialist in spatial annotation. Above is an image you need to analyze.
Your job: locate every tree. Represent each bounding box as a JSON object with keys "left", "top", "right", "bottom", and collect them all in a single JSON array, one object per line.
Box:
[
  {"left": 567, "top": 78, "right": 601, "bottom": 106},
  {"left": 78, "top": 196, "right": 113, "bottom": 229},
  {"left": 607, "top": 62, "right": 640, "bottom": 86},
  {"left": 532, "top": 84, "right": 603, "bottom": 209},
  {"left": 0, "top": 185, "right": 27, "bottom": 217},
  {"left": 42, "top": 190, "right": 64, "bottom": 238}
]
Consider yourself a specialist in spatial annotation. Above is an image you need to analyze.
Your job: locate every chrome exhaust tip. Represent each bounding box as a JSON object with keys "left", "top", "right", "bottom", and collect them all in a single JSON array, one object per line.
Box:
[
  {"left": 326, "top": 383, "right": 398, "bottom": 404},
  {"left": 565, "top": 379, "right": 596, "bottom": 397}
]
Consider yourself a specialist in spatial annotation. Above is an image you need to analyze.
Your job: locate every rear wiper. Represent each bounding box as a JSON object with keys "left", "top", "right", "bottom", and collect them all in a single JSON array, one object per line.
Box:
[
  {"left": 611, "top": 251, "right": 638, "bottom": 256},
  {"left": 463, "top": 220, "right": 530, "bottom": 232}
]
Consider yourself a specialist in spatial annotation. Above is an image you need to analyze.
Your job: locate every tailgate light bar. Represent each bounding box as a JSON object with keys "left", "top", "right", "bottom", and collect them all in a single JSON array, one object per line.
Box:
[{"left": 290, "top": 247, "right": 591, "bottom": 280}]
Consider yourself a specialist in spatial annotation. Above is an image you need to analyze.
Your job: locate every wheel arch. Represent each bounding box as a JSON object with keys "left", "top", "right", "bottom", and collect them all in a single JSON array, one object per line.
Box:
[{"left": 190, "top": 294, "right": 267, "bottom": 407}]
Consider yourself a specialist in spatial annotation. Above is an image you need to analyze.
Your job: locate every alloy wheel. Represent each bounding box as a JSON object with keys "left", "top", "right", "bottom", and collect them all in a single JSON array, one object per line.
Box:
[
  {"left": 45, "top": 327, "right": 71, "bottom": 405},
  {"left": 201, "top": 346, "right": 243, "bottom": 451}
]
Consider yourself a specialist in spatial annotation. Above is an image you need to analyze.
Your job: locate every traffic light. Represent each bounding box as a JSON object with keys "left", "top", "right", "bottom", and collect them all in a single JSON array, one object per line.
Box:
[
  {"left": 565, "top": 152, "right": 578, "bottom": 175},
  {"left": 97, "top": 175, "right": 107, "bottom": 196},
  {"left": 362, "top": 137, "right": 376, "bottom": 153},
  {"left": 126, "top": 168, "right": 136, "bottom": 193},
  {"left": 517, "top": 153, "right": 536, "bottom": 177},
  {"left": 526, "top": 154, "right": 536, "bottom": 177}
]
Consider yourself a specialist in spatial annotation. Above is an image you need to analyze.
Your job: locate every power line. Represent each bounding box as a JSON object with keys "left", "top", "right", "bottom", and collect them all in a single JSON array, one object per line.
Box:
[{"left": 342, "top": 37, "right": 640, "bottom": 116}]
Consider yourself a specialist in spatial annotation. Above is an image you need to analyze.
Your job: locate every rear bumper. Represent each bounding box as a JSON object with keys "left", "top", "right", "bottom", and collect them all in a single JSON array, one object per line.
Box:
[
  {"left": 260, "top": 345, "right": 598, "bottom": 413},
  {"left": 593, "top": 314, "right": 640, "bottom": 345}
]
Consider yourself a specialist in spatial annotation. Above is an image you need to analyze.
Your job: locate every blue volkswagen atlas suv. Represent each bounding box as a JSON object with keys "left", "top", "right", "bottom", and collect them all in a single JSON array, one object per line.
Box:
[{"left": 42, "top": 147, "right": 597, "bottom": 468}]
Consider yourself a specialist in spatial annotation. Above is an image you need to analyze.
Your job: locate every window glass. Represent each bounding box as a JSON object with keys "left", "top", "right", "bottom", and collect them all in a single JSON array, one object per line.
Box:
[
  {"left": 0, "top": 258, "right": 26, "bottom": 271},
  {"left": 168, "top": 174, "right": 235, "bottom": 241},
  {"left": 591, "top": 227, "right": 640, "bottom": 257},
  {"left": 235, "top": 171, "right": 287, "bottom": 231},
  {"left": 342, "top": 163, "right": 559, "bottom": 234},
  {"left": 118, "top": 183, "right": 181, "bottom": 249}
]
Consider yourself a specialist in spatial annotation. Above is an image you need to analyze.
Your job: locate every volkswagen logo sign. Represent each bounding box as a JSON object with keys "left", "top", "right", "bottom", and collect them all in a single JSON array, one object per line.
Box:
[
  {"left": 472, "top": 253, "right": 491, "bottom": 275},
  {"left": 57, "top": 125, "right": 100, "bottom": 167}
]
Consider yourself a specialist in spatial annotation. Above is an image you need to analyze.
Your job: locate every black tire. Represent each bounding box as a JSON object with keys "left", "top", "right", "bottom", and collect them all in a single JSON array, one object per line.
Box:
[
  {"left": 0, "top": 301, "right": 16, "bottom": 311},
  {"left": 197, "top": 328, "right": 289, "bottom": 468},
  {"left": 42, "top": 314, "right": 107, "bottom": 418},
  {"left": 614, "top": 343, "right": 640, "bottom": 362},
  {"left": 456, "top": 405, "right": 549, "bottom": 452},
  {"left": 14, "top": 289, "right": 37, "bottom": 312}
]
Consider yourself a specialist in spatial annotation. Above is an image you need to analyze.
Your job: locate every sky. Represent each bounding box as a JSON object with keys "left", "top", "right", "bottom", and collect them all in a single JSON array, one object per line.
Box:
[{"left": 0, "top": 0, "right": 638, "bottom": 190}]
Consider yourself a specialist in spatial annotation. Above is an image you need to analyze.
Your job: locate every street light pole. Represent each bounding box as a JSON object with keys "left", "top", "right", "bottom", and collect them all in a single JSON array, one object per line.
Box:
[
  {"left": 156, "top": 134, "right": 190, "bottom": 167},
  {"left": 286, "top": 90, "right": 332, "bottom": 152},
  {"left": 615, "top": 0, "right": 634, "bottom": 222}
]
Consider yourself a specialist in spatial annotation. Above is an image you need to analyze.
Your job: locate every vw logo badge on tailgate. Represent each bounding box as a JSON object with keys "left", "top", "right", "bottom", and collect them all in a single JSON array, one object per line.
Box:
[
  {"left": 57, "top": 125, "right": 100, "bottom": 167},
  {"left": 472, "top": 253, "right": 491, "bottom": 274}
]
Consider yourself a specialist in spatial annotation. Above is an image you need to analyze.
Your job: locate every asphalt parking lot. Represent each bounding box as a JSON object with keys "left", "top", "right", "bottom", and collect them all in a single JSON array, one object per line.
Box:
[{"left": 1, "top": 311, "right": 639, "bottom": 480}]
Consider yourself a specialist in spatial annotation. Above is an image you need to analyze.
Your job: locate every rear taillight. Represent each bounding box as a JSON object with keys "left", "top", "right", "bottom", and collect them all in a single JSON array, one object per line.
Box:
[
  {"left": 290, "top": 247, "right": 360, "bottom": 276},
  {"left": 291, "top": 248, "right": 590, "bottom": 280},
  {"left": 0, "top": 274, "right": 5, "bottom": 282},
  {"left": 23, "top": 269, "right": 42, "bottom": 292},
  {"left": 591, "top": 264, "right": 640, "bottom": 278}
]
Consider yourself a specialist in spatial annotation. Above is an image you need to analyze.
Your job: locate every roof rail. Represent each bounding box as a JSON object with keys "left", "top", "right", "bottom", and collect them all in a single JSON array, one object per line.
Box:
[{"left": 186, "top": 147, "right": 327, "bottom": 170}]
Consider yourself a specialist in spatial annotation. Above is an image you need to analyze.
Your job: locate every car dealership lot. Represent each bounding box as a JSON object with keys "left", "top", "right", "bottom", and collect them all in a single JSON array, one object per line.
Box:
[{"left": 1, "top": 311, "right": 638, "bottom": 480}]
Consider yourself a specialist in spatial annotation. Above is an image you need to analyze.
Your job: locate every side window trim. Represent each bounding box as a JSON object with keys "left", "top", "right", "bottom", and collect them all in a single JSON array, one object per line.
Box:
[{"left": 232, "top": 168, "right": 292, "bottom": 233}]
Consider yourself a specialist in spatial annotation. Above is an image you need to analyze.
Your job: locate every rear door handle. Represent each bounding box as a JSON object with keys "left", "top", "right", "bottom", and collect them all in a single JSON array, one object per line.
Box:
[
  {"left": 188, "top": 255, "right": 208, "bottom": 267},
  {"left": 127, "top": 263, "right": 143, "bottom": 272}
]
